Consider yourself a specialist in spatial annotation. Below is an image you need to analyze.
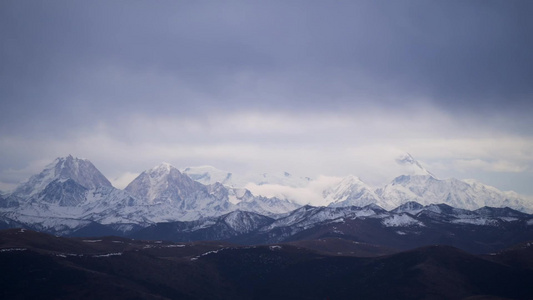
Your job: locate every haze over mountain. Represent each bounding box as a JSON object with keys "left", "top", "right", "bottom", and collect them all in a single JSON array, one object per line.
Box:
[{"left": 183, "top": 153, "right": 532, "bottom": 211}]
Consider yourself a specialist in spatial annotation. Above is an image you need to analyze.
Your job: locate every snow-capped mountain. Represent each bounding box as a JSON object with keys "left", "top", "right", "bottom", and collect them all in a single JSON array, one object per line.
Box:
[
  {"left": 0, "top": 156, "right": 142, "bottom": 234},
  {"left": 0, "top": 157, "right": 301, "bottom": 235},
  {"left": 317, "top": 153, "right": 533, "bottom": 212},
  {"left": 180, "top": 153, "right": 533, "bottom": 214},
  {"left": 1, "top": 153, "right": 532, "bottom": 239},
  {"left": 125, "top": 163, "right": 215, "bottom": 206},
  {"left": 13, "top": 155, "right": 112, "bottom": 198},
  {"left": 278, "top": 153, "right": 531, "bottom": 213},
  {"left": 324, "top": 175, "right": 381, "bottom": 208},
  {"left": 125, "top": 163, "right": 298, "bottom": 219},
  {"left": 395, "top": 152, "right": 434, "bottom": 177},
  {"left": 463, "top": 179, "right": 530, "bottom": 210},
  {"left": 376, "top": 174, "right": 533, "bottom": 212},
  {"left": 203, "top": 182, "right": 299, "bottom": 216},
  {"left": 6, "top": 155, "right": 125, "bottom": 212}
]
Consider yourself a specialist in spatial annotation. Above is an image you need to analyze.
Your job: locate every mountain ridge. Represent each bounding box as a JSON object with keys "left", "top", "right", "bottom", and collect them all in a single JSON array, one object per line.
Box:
[
  {"left": 183, "top": 162, "right": 533, "bottom": 213},
  {"left": 0, "top": 155, "right": 532, "bottom": 244}
]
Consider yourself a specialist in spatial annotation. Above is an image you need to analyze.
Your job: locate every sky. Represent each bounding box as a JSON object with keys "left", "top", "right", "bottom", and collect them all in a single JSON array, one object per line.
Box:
[{"left": 1, "top": 0, "right": 532, "bottom": 195}]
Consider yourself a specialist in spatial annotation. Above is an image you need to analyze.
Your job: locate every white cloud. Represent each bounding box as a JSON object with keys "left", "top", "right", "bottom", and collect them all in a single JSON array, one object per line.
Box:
[
  {"left": 110, "top": 172, "right": 140, "bottom": 189},
  {"left": 1, "top": 108, "right": 532, "bottom": 195},
  {"left": 244, "top": 175, "right": 344, "bottom": 206},
  {"left": 454, "top": 159, "right": 529, "bottom": 173}
]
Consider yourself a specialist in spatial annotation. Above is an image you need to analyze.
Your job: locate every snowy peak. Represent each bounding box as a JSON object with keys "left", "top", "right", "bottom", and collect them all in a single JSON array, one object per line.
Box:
[
  {"left": 52, "top": 155, "right": 112, "bottom": 189},
  {"left": 146, "top": 162, "right": 179, "bottom": 181},
  {"left": 182, "top": 165, "right": 234, "bottom": 186},
  {"left": 325, "top": 175, "right": 380, "bottom": 208},
  {"left": 377, "top": 174, "right": 533, "bottom": 213},
  {"left": 391, "top": 174, "right": 435, "bottom": 186},
  {"left": 125, "top": 163, "right": 204, "bottom": 204},
  {"left": 339, "top": 174, "right": 365, "bottom": 186},
  {"left": 13, "top": 155, "right": 112, "bottom": 197},
  {"left": 395, "top": 153, "right": 435, "bottom": 177},
  {"left": 145, "top": 162, "right": 181, "bottom": 178},
  {"left": 151, "top": 162, "right": 173, "bottom": 173}
]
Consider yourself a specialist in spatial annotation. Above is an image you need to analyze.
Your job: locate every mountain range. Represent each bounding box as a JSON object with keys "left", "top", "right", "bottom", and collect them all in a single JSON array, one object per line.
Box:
[
  {"left": 0, "top": 154, "right": 532, "bottom": 253},
  {"left": 183, "top": 153, "right": 532, "bottom": 211}
]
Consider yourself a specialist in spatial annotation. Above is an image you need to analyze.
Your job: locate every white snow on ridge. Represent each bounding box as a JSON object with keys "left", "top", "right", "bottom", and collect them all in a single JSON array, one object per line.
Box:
[
  {"left": 0, "top": 248, "right": 27, "bottom": 252},
  {"left": 92, "top": 252, "right": 123, "bottom": 258},
  {"left": 181, "top": 154, "right": 533, "bottom": 213},
  {"left": 382, "top": 214, "right": 423, "bottom": 227},
  {"left": 395, "top": 153, "right": 434, "bottom": 177},
  {"left": 377, "top": 175, "right": 533, "bottom": 213},
  {"left": 325, "top": 175, "right": 381, "bottom": 208},
  {"left": 262, "top": 206, "right": 382, "bottom": 233},
  {"left": 451, "top": 218, "right": 498, "bottom": 226},
  {"left": 3, "top": 153, "right": 533, "bottom": 235},
  {"left": 12, "top": 155, "right": 112, "bottom": 198}
]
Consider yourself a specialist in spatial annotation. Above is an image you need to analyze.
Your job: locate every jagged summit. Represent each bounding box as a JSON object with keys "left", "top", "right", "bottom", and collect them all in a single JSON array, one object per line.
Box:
[
  {"left": 182, "top": 165, "right": 234, "bottom": 186},
  {"left": 395, "top": 152, "right": 435, "bottom": 177},
  {"left": 339, "top": 174, "right": 363, "bottom": 183},
  {"left": 152, "top": 162, "right": 173, "bottom": 172},
  {"left": 145, "top": 162, "right": 177, "bottom": 180},
  {"left": 125, "top": 163, "right": 207, "bottom": 205},
  {"left": 391, "top": 174, "right": 435, "bottom": 185},
  {"left": 325, "top": 175, "right": 380, "bottom": 208},
  {"left": 13, "top": 155, "right": 112, "bottom": 197},
  {"left": 2, "top": 154, "right": 532, "bottom": 238}
]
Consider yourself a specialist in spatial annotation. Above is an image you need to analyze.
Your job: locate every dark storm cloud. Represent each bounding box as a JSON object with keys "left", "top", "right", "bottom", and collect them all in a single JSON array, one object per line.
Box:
[{"left": 1, "top": 0, "right": 532, "bottom": 137}]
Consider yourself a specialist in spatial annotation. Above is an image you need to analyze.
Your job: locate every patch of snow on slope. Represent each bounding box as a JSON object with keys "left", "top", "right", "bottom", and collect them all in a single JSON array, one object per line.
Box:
[
  {"left": 382, "top": 213, "right": 423, "bottom": 227},
  {"left": 451, "top": 218, "right": 498, "bottom": 226}
]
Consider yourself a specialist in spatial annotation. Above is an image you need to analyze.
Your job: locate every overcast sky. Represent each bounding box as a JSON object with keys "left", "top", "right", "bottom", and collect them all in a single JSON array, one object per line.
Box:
[{"left": 1, "top": 0, "right": 532, "bottom": 194}]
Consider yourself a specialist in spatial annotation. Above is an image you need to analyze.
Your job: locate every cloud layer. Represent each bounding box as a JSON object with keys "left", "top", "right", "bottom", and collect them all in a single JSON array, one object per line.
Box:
[{"left": 1, "top": 1, "right": 532, "bottom": 194}]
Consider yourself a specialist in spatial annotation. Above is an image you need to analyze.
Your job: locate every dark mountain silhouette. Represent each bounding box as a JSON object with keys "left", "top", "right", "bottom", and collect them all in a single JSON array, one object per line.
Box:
[{"left": 1, "top": 228, "right": 532, "bottom": 300}]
